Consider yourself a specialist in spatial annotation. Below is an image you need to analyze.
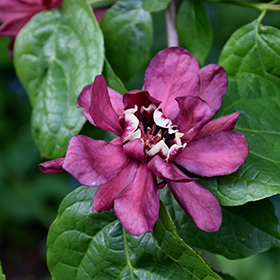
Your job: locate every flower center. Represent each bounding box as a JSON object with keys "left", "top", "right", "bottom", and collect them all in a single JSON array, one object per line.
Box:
[{"left": 120, "top": 103, "right": 186, "bottom": 163}]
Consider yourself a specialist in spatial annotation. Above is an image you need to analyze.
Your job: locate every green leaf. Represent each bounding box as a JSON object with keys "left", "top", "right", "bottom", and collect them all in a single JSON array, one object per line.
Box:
[
  {"left": 160, "top": 187, "right": 280, "bottom": 259},
  {"left": 102, "top": 57, "right": 127, "bottom": 94},
  {"left": 142, "top": 0, "right": 171, "bottom": 12},
  {"left": 14, "top": 0, "right": 104, "bottom": 159},
  {"left": 48, "top": 186, "right": 220, "bottom": 279},
  {"left": 0, "top": 261, "right": 6, "bottom": 280},
  {"left": 219, "top": 20, "right": 280, "bottom": 86},
  {"left": 215, "top": 272, "right": 236, "bottom": 280},
  {"left": 201, "top": 74, "right": 280, "bottom": 206},
  {"left": 100, "top": 0, "right": 153, "bottom": 81},
  {"left": 153, "top": 201, "right": 221, "bottom": 280},
  {"left": 176, "top": 0, "right": 213, "bottom": 65}
]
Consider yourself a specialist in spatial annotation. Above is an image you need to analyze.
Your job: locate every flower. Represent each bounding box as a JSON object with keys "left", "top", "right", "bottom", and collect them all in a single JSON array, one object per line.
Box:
[
  {"left": 0, "top": 0, "right": 62, "bottom": 55},
  {"left": 93, "top": 8, "right": 107, "bottom": 23},
  {"left": 39, "top": 47, "right": 248, "bottom": 236}
]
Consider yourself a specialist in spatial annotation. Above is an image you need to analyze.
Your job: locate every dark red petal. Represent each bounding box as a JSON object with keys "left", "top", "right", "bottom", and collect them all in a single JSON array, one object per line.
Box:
[
  {"left": 174, "top": 95, "right": 212, "bottom": 142},
  {"left": 147, "top": 156, "right": 195, "bottom": 182},
  {"left": 123, "top": 90, "right": 160, "bottom": 111},
  {"left": 92, "top": 160, "right": 138, "bottom": 212},
  {"left": 143, "top": 47, "right": 200, "bottom": 120},
  {"left": 196, "top": 112, "right": 240, "bottom": 139},
  {"left": 50, "top": 0, "right": 63, "bottom": 9},
  {"left": 77, "top": 84, "right": 95, "bottom": 125},
  {"left": 39, "top": 157, "right": 64, "bottom": 173},
  {"left": 175, "top": 130, "right": 249, "bottom": 177},
  {"left": 168, "top": 179, "right": 222, "bottom": 232},
  {"left": 63, "top": 135, "right": 131, "bottom": 186},
  {"left": 123, "top": 138, "right": 146, "bottom": 163},
  {"left": 110, "top": 137, "right": 122, "bottom": 145},
  {"left": 0, "top": 1, "right": 41, "bottom": 23},
  {"left": 114, "top": 164, "right": 159, "bottom": 236},
  {"left": 198, "top": 64, "right": 228, "bottom": 116},
  {"left": 93, "top": 8, "right": 107, "bottom": 23},
  {"left": 0, "top": 15, "right": 34, "bottom": 37},
  {"left": 107, "top": 87, "right": 124, "bottom": 116},
  {"left": 78, "top": 75, "right": 123, "bottom": 135},
  {"left": 78, "top": 84, "right": 123, "bottom": 120}
]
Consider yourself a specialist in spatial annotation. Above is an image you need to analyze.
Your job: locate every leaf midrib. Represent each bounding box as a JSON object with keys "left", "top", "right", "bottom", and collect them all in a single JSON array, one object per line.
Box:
[{"left": 123, "top": 227, "right": 135, "bottom": 280}]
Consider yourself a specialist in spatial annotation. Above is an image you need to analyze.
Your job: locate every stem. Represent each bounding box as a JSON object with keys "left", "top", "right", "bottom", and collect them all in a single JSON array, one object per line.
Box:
[
  {"left": 165, "top": 0, "right": 179, "bottom": 47},
  {"left": 258, "top": 9, "right": 267, "bottom": 23},
  {"left": 213, "top": 0, "right": 280, "bottom": 11}
]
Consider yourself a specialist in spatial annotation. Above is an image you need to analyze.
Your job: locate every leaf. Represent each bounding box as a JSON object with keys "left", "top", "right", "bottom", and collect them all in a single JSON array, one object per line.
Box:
[
  {"left": 176, "top": 0, "right": 213, "bottom": 65},
  {"left": 100, "top": 0, "right": 153, "bottom": 81},
  {"left": 153, "top": 201, "right": 221, "bottom": 280},
  {"left": 142, "top": 0, "right": 171, "bottom": 12},
  {"left": 102, "top": 57, "right": 127, "bottom": 94},
  {"left": 14, "top": 0, "right": 104, "bottom": 159},
  {"left": 160, "top": 187, "right": 280, "bottom": 259},
  {"left": 48, "top": 186, "right": 220, "bottom": 279},
  {"left": 215, "top": 272, "right": 236, "bottom": 280},
  {"left": 219, "top": 20, "right": 280, "bottom": 86},
  {"left": 200, "top": 74, "right": 280, "bottom": 206},
  {"left": 0, "top": 261, "right": 5, "bottom": 280}
]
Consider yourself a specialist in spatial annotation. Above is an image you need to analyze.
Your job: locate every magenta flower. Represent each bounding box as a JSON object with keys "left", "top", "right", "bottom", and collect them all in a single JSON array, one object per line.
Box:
[
  {"left": 0, "top": 0, "right": 62, "bottom": 55},
  {"left": 39, "top": 47, "right": 248, "bottom": 236}
]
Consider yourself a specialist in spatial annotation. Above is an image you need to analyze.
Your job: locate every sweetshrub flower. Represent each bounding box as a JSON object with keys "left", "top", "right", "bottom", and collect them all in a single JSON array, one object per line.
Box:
[
  {"left": 39, "top": 47, "right": 248, "bottom": 236},
  {"left": 0, "top": 0, "right": 62, "bottom": 55}
]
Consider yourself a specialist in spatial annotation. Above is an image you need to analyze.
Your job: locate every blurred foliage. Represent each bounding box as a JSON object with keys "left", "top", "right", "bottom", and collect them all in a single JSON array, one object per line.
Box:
[
  {"left": 1, "top": 1, "right": 280, "bottom": 279},
  {"left": 0, "top": 37, "right": 74, "bottom": 280}
]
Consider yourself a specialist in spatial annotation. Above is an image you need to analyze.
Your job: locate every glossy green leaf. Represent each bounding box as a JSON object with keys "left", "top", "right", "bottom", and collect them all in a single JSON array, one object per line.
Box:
[
  {"left": 14, "top": 0, "right": 104, "bottom": 159},
  {"left": 153, "top": 201, "right": 221, "bottom": 280},
  {"left": 160, "top": 187, "right": 280, "bottom": 259},
  {"left": 48, "top": 186, "right": 220, "bottom": 279},
  {"left": 200, "top": 74, "right": 280, "bottom": 206},
  {"left": 215, "top": 272, "right": 236, "bottom": 280},
  {"left": 142, "top": 0, "right": 171, "bottom": 12},
  {"left": 100, "top": 0, "right": 153, "bottom": 81},
  {"left": 219, "top": 20, "right": 280, "bottom": 86},
  {"left": 102, "top": 58, "right": 127, "bottom": 94},
  {"left": 0, "top": 261, "right": 5, "bottom": 280},
  {"left": 176, "top": 0, "right": 213, "bottom": 65}
]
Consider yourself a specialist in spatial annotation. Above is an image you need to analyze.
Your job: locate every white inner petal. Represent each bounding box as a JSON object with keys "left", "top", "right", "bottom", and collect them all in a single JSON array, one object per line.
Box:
[
  {"left": 126, "top": 129, "right": 141, "bottom": 142},
  {"left": 153, "top": 108, "right": 175, "bottom": 128},
  {"left": 146, "top": 139, "right": 169, "bottom": 159},
  {"left": 121, "top": 106, "right": 140, "bottom": 143},
  {"left": 140, "top": 103, "right": 157, "bottom": 114}
]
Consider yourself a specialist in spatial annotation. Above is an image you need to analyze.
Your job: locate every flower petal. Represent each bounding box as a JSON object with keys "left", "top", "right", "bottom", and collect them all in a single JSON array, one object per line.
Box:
[
  {"left": 39, "top": 157, "right": 64, "bottom": 173},
  {"left": 175, "top": 130, "right": 249, "bottom": 177},
  {"left": 78, "top": 75, "right": 123, "bottom": 136},
  {"left": 198, "top": 64, "right": 228, "bottom": 116},
  {"left": 146, "top": 140, "right": 169, "bottom": 161},
  {"left": 153, "top": 108, "right": 176, "bottom": 129},
  {"left": 143, "top": 47, "right": 200, "bottom": 120},
  {"left": 119, "top": 107, "right": 140, "bottom": 142},
  {"left": 167, "top": 179, "right": 222, "bottom": 232},
  {"left": 0, "top": 14, "right": 34, "bottom": 37},
  {"left": 123, "top": 138, "right": 146, "bottom": 163},
  {"left": 123, "top": 90, "right": 160, "bottom": 111},
  {"left": 63, "top": 135, "right": 131, "bottom": 186},
  {"left": 107, "top": 87, "right": 124, "bottom": 115},
  {"left": 114, "top": 164, "right": 159, "bottom": 236},
  {"left": 174, "top": 95, "right": 212, "bottom": 142},
  {"left": 147, "top": 156, "right": 194, "bottom": 182},
  {"left": 77, "top": 84, "right": 95, "bottom": 125},
  {"left": 196, "top": 112, "right": 240, "bottom": 139},
  {"left": 92, "top": 160, "right": 139, "bottom": 212},
  {"left": 78, "top": 84, "right": 124, "bottom": 125}
]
